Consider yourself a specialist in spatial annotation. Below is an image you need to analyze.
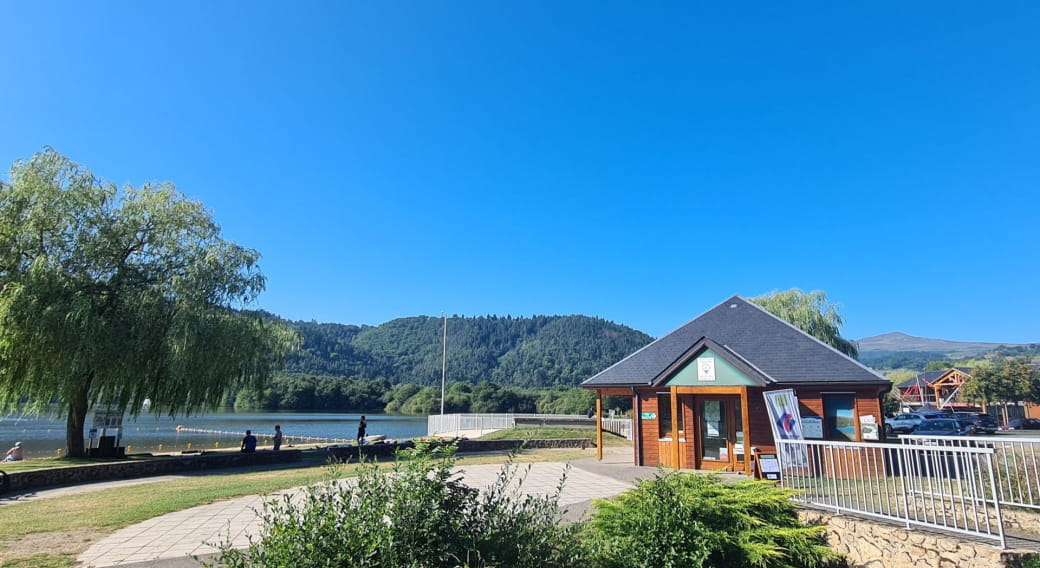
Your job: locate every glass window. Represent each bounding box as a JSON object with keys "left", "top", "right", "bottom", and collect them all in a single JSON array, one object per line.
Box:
[
  {"left": 658, "top": 394, "right": 671, "bottom": 438},
  {"left": 823, "top": 395, "right": 856, "bottom": 441},
  {"left": 701, "top": 399, "right": 726, "bottom": 461}
]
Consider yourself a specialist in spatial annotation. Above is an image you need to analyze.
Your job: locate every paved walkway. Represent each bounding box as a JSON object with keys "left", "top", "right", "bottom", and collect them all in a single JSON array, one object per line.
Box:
[{"left": 73, "top": 451, "right": 659, "bottom": 567}]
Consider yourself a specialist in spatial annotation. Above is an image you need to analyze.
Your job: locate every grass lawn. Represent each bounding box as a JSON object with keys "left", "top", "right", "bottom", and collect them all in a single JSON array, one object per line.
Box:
[
  {"left": 0, "top": 446, "right": 610, "bottom": 567},
  {"left": 478, "top": 426, "right": 632, "bottom": 447},
  {"left": 0, "top": 456, "right": 124, "bottom": 473}
]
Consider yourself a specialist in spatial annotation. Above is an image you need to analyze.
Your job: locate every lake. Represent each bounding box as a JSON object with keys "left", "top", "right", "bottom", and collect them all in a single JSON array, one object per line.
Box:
[{"left": 0, "top": 412, "right": 429, "bottom": 459}]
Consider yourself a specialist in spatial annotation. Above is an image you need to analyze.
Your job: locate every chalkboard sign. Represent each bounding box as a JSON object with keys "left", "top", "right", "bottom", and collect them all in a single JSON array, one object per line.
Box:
[{"left": 757, "top": 453, "right": 782, "bottom": 481}]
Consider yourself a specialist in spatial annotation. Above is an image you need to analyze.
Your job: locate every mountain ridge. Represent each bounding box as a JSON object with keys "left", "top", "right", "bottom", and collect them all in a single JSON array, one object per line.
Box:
[
  {"left": 279, "top": 313, "right": 654, "bottom": 388},
  {"left": 856, "top": 331, "right": 1031, "bottom": 358}
]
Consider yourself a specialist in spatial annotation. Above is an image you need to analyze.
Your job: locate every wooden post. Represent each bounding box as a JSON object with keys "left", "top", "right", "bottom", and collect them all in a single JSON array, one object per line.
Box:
[
  {"left": 671, "top": 386, "right": 680, "bottom": 470},
  {"left": 740, "top": 387, "right": 752, "bottom": 475},
  {"left": 632, "top": 388, "right": 642, "bottom": 466},
  {"left": 596, "top": 391, "right": 603, "bottom": 461}
]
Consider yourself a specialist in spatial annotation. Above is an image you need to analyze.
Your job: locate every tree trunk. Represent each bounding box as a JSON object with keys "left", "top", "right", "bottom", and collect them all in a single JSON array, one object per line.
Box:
[{"left": 66, "top": 373, "right": 93, "bottom": 458}]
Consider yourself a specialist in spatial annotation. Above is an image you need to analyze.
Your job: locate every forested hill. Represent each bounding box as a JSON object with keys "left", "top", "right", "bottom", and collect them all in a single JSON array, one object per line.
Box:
[{"left": 281, "top": 315, "right": 654, "bottom": 387}]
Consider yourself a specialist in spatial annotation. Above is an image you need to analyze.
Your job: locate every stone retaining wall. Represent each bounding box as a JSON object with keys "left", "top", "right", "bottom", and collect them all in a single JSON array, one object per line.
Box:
[
  {"left": 799, "top": 509, "right": 1038, "bottom": 567},
  {"left": 3, "top": 450, "right": 303, "bottom": 493}
]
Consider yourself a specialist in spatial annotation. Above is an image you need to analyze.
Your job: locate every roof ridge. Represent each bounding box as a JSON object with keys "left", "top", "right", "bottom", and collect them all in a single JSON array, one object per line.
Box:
[{"left": 584, "top": 295, "right": 743, "bottom": 385}]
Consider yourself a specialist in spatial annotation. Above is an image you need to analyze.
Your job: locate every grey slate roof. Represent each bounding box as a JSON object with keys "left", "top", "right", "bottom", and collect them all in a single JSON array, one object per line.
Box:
[
  {"left": 896, "top": 367, "right": 972, "bottom": 389},
  {"left": 582, "top": 295, "right": 890, "bottom": 388}
]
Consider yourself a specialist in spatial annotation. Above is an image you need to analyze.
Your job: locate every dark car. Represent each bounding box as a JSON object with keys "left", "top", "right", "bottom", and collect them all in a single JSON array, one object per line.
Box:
[
  {"left": 950, "top": 412, "right": 999, "bottom": 434},
  {"left": 912, "top": 418, "right": 976, "bottom": 437},
  {"left": 1001, "top": 418, "right": 1040, "bottom": 431}
]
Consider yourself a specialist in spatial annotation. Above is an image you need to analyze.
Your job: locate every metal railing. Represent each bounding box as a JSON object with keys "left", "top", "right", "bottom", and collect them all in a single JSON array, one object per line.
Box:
[
  {"left": 775, "top": 438, "right": 1007, "bottom": 547},
  {"left": 902, "top": 434, "right": 1040, "bottom": 511}
]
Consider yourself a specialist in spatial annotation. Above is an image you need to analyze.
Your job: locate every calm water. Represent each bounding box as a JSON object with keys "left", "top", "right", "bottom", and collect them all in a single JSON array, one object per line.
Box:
[{"left": 0, "top": 412, "right": 428, "bottom": 459}]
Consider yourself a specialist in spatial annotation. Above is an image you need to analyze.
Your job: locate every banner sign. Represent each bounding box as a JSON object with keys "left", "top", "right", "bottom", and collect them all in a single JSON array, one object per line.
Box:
[
  {"left": 763, "top": 389, "right": 804, "bottom": 441},
  {"left": 762, "top": 389, "right": 808, "bottom": 468}
]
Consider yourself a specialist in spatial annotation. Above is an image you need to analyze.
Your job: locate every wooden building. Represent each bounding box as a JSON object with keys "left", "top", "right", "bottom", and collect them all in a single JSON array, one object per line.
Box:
[
  {"left": 582, "top": 296, "right": 892, "bottom": 474},
  {"left": 895, "top": 367, "right": 973, "bottom": 410}
]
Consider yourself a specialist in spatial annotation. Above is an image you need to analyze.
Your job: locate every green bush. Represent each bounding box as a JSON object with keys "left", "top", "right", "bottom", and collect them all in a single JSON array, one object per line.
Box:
[
  {"left": 213, "top": 444, "right": 585, "bottom": 568},
  {"left": 582, "top": 472, "right": 841, "bottom": 568}
]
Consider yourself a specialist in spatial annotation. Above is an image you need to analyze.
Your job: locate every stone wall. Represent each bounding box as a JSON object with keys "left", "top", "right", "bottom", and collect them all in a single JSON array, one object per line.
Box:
[
  {"left": 4, "top": 450, "right": 302, "bottom": 493},
  {"left": 799, "top": 509, "right": 1038, "bottom": 568}
]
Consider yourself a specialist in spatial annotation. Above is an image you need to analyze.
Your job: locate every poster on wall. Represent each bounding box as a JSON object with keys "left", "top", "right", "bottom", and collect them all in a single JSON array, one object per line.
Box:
[
  {"left": 698, "top": 357, "right": 717, "bottom": 381},
  {"left": 703, "top": 400, "right": 722, "bottom": 436},
  {"left": 801, "top": 416, "right": 824, "bottom": 439},
  {"left": 859, "top": 415, "right": 879, "bottom": 440}
]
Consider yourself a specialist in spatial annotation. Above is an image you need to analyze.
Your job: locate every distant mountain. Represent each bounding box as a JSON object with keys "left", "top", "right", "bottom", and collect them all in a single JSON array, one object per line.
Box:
[
  {"left": 856, "top": 332, "right": 1040, "bottom": 371},
  {"left": 857, "top": 332, "right": 1028, "bottom": 358},
  {"left": 280, "top": 314, "right": 654, "bottom": 388}
]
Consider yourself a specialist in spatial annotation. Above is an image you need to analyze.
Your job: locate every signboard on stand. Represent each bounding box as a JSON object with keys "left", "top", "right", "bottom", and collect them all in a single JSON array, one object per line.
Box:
[
  {"left": 757, "top": 453, "right": 782, "bottom": 481},
  {"left": 92, "top": 411, "right": 123, "bottom": 430}
]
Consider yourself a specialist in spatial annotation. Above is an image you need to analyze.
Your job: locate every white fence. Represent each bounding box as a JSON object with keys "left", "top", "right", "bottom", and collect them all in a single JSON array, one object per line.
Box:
[
  {"left": 602, "top": 418, "right": 632, "bottom": 440},
  {"left": 901, "top": 434, "right": 1040, "bottom": 512},
  {"left": 774, "top": 436, "right": 1040, "bottom": 548},
  {"left": 427, "top": 414, "right": 517, "bottom": 436},
  {"left": 427, "top": 413, "right": 632, "bottom": 440}
]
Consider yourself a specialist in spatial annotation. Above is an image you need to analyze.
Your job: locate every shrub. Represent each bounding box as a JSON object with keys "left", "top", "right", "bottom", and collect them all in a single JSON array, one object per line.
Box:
[
  {"left": 582, "top": 472, "right": 842, "bottom": 568},
  {"left": 212, "top": 444, "right": 585, "bottom": 568}
]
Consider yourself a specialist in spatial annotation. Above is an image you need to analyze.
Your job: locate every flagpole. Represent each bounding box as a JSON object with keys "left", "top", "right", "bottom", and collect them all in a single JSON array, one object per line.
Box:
[{"left": 440, "top": 311, "right": 447, "bottom": 415}]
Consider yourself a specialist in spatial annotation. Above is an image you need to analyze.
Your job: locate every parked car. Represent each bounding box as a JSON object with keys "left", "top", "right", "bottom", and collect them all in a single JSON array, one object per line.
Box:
[
  {"left": 1001, "top": 418, "right": 1040, "bottom": 431},
  {"left": 949, "top": 412, "right": 999, "bottom": 434},
  {"left": 885, "top": 412, "right": 944, "bottom": 435},
  {"left": 912, "top": 418, "right": 976, "bottom": 437}
]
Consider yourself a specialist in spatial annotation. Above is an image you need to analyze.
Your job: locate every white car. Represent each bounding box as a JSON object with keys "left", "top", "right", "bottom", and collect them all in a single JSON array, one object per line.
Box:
[{"left": 885, "top": 412, "right": 944, "bottom": 435}]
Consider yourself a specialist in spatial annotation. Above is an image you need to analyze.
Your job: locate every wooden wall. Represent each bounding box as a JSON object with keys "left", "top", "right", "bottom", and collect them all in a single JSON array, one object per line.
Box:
[
  {"left": 637, "top": 390, "right": 659, "bottom": 466},
  {"left": 628, "top": 384, "right": 887, "bottom": 469}
]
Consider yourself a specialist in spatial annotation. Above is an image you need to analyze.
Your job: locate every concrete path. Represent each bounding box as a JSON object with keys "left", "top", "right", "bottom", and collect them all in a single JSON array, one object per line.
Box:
[{"left": 76, "top": 452, "right": 656, "bottom": 567}]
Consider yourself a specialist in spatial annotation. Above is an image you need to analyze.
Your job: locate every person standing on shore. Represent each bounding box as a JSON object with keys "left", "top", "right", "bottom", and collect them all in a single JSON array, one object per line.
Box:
[
  {"left": 272, "top": 425, "right": 283, "bottom": 451},
  {"left": 357, "top": 416, "right": 367, "bottom": 445}
]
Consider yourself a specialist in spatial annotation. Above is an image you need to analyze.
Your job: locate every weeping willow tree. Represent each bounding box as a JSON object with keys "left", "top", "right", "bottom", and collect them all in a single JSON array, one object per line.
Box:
[
  {"left": 0, "top": 148, "right": 299, "bottom": 457},
  {"left": 751, "top": 288, "right": 859, "bottom": 359}
]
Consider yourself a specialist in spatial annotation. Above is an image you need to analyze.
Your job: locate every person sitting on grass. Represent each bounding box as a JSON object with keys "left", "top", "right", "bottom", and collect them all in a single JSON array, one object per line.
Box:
[
  {"left": 240, "top": 430, "right": 257, "bottom": 453},
  {"left": 3, "top": 441, "right": 23, "bottom": 462}
]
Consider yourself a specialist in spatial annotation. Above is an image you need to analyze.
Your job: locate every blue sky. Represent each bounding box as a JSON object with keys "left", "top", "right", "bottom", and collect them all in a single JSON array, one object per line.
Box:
[{"left": 2, "top": 2, "right": 1037, "bottom": 343}]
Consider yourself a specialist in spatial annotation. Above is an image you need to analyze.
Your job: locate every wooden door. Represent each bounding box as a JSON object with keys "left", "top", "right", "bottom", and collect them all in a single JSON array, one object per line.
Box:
[{"left": 696, "top": 396, "right": 745, "bottom": 471}]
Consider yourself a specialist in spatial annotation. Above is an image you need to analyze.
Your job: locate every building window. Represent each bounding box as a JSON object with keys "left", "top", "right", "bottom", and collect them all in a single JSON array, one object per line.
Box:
[
  {"left": 657, "top": 394, "right": 682, "bottom": 438},
  {"left": 823, "top": 395, "right": 856, "bottom": 441}
]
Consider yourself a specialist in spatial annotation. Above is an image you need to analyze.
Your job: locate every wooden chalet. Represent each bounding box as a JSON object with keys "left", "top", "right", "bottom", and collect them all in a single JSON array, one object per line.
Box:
[
  {"left": 582, "top": 295, "right": 892, "bottom": 474},
  {"left": 895, "top": 368, "right": 972, "bottom": 410}
]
